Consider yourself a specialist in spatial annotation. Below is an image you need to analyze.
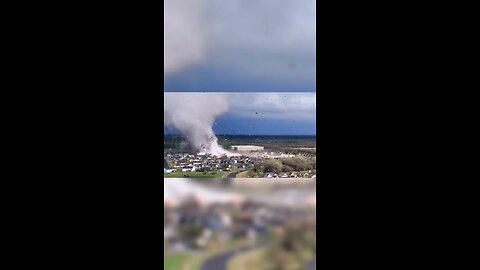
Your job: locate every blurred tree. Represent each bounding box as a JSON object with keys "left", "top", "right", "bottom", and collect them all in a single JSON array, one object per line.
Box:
[
  {"left": 264, "top": 160, "right": 282, "bottom": 173},
  {"left": 264, "top": 221, "right": 316, "bottom": 270}
]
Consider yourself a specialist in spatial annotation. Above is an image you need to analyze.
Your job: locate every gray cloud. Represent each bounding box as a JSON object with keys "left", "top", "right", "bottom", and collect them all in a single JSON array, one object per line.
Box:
[
  {"left": 205, "top": 0, "right": 316, "bottom": 53},
  {"left": 164, "top": 0, "right": 316, "bottom": 81},
  {"left": 205, "top": 0, "right": 316, "bottom": 78},
  {"left": 165, "top": 92, "right": 316, "bottom": 125},
  {"left": 164, "top": 0, "right": 206, "bottom": 76},
  {"left": 229, "top": 92, "right": 316, "bottom": 121}
]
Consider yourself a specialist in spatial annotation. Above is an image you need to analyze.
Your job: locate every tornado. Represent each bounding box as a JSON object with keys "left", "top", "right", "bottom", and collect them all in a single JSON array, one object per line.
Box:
[
  {"left": 164, "top": 1, "right": 234, "bottom": 156},
  {"left": 164, "top": 92, "right": 234, "bottom": 156}
]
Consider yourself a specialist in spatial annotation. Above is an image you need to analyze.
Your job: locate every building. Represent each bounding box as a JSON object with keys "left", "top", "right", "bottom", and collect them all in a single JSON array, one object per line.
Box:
[{"left": 230, "top": 145, "right": 264, "bottom": 152}]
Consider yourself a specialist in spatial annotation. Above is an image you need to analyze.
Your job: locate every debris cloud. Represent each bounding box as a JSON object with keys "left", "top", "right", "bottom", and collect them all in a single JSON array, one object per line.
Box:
[{"left": 164, "top": 93, "right": 233, "bottom": 156}]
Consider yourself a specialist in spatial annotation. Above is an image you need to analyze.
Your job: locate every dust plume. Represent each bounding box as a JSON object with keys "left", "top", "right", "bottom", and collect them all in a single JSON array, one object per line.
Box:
[{"left": 164, "top": 93, "right": 234, "bottom": 156}]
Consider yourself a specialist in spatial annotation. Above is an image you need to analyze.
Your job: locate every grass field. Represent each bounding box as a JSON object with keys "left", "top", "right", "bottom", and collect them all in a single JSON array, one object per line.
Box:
[
  {"left": 164, "top": 254, "right": 188, "bottom": 270},
  {"left": 164, "top": 253, "right": 207, "bottom": 270},
  {"left": 164, "top": 240, "right": 251, "bottom": 270}
]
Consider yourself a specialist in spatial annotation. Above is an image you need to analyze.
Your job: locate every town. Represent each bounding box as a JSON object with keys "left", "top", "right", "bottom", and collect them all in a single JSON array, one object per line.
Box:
[
  {"left": 164, "top": 152, "right": 256, "bottom": 173},
  {"left": 164, "top": 149, "right": 316, "bottom": 178},
  {"left": 165, "top": 198, "right": 316, "bottom": 251},
  {"left": 164, "top": 183, "right": 316, "bottom": 269}
]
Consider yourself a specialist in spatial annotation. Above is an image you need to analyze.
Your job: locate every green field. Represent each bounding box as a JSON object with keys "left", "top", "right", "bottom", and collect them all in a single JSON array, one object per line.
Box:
[
  {"left": 164, "top": 239, "right": 251, "bottom": 270},
  {"left": 164, "top": 254, "right": 187, "bottom": 270}
]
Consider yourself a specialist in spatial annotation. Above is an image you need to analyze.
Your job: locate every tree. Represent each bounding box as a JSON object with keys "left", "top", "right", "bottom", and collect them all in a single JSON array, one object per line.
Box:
[
  {"left": 281, "top": 165, "right": 294, "bottom": 173},
  {"left": 247, "top": 170, "right": 257, "bottom": 177},
  {"left": 264, "top": 160, "right": 282, "bottom": 173},
  {"left": 253, "top": 163, "right": 265, "bottom": 174},
  {"left": 264, "top": 221, "right": 316, "bottom": 270},
  {"left": 221, "top": 163, "right": 229, "bottom": 170}
]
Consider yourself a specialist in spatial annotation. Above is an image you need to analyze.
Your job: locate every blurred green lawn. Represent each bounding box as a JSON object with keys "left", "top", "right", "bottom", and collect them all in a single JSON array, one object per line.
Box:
[{"left": 164, "top": 254, "right": 187, "bottom": 270}]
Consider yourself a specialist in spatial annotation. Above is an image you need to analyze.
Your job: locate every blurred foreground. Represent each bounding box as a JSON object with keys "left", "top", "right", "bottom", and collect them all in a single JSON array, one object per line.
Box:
[{"left": 164, "top": 179, "right": 316, "bottom": 270}]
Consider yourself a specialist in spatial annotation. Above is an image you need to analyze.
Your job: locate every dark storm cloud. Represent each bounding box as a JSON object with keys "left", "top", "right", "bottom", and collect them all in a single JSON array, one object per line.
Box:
[
  {"left": 164, "top": 0, "right": 316, "bottom": 91},
  {"left": 228, "top": 93, "right": 316, "bottom": 121}
]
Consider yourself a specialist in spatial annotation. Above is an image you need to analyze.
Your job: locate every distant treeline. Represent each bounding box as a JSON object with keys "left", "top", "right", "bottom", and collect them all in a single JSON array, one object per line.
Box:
[{"left": 164, "top": 135, "right": 316, "bottom": 152}]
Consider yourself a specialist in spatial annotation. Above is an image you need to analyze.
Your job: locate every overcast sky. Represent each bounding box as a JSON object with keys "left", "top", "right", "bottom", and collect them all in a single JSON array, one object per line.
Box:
[
  {"left": 164, "top": 0, "right": 316, "bottom": 92},
  {"left": 164, "top": 92, "right": 316, "bottom": 135}
]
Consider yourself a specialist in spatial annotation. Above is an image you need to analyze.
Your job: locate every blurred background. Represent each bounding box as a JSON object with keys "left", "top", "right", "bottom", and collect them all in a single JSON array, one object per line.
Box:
[{"left": 164, "top": 179, "right": 316, "bottom": 270}]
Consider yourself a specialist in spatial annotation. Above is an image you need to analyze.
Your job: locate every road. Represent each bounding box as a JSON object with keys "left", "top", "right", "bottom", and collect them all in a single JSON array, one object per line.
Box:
[
  {"left": 201, "top": 248, "right": 315, "bottom": 270},
  {"left": 226, "top": 170, "right": 245, "bottom": 178},
  {"left": 226, "top": 172, "right": 239, "bottom": 178},
  {"left": 201, "top": 247, "right": 251, "bottom": 270},
  {"left": 305, "top": 258, "right": 316, "bottom": 270}
]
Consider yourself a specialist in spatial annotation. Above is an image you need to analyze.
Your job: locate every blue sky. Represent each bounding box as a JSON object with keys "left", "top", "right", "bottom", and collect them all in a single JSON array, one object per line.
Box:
[
  {"left": 165, "top": 117, "right": 315, "bottom": 135},
  {"left": 164, "top": 0, "right": 316, "bottom": 92},
  {"left": 215, "top": 116, "right": 315, "bottom": 135}
]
